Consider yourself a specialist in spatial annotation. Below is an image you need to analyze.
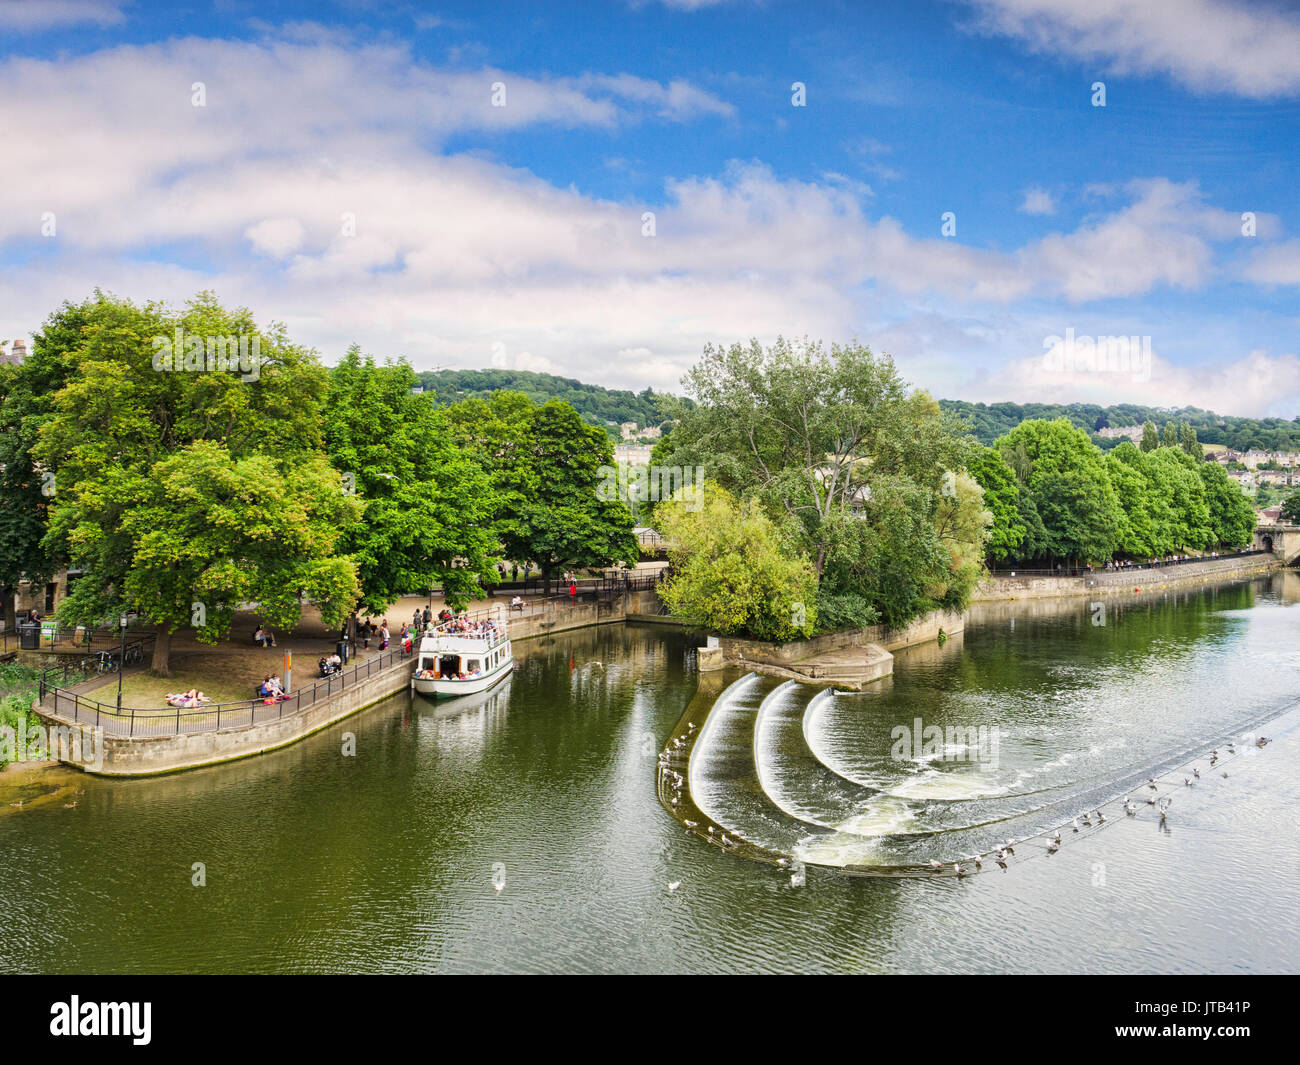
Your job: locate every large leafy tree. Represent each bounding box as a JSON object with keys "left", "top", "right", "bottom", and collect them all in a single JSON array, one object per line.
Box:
[
  {"left": 323, "top": 348, "right": 499, "bottom": 613},
  {"left": 658, "top": 485, "right": 817, "bottom": 641},
  {"left": 120, "top": 443, "right": 360, "bottom": 657},
  {"left": 994, "top": 419, "right": 1123, "bottom": 564},
  {"left": 967, "top": 446, "right": 1026, "bottom": 562},
  {"left": 32, "top": 291, "right": 351, "bottom": 674},
  {"left": 448, "top": 394, "right": 637, "bottom": 591},
  {"left": 1197, "top": 457, "right": 1256, "bottom": 547},
  {"left": 658, "top": 337, "right": 981, "bottom": 626}
]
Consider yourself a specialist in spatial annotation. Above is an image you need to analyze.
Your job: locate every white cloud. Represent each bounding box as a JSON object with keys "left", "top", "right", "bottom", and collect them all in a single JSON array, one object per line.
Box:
[
  {"left": 965, "top": 0, "right": 1300, "bottom": 99},
  {"left": 1244, "top": 240, "right": 1300, "bottom": 287},
  {"left": 989, "top": 342, "right": 1300, "bottom": 418},
  {"left": 1019, "top": 187, "right": 1055, "bottom": 215},
  {"left": 0, "top": 0, "right": 123, "bottom": 30}
]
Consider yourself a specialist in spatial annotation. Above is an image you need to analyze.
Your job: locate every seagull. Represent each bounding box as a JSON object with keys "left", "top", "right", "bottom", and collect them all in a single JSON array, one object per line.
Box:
[
  {"left": 707, "top": 826, "right": 714, "bottom": 835},
  {"left": 953, "top": 863, "right": 967, "bottom": 878},
  {"left": 972, "top": 856, "right": 983, "bottom": 870},
  {"left": 1184, "top": 778, "right": 1192, "bottom": 787},
  {"left": 1146, "top": 795, "right": 1158, "bottom": 805},
  {"left": 1147, "top": 779, "right": 1158, "bottom": 790},
  {"left": 63, "top": 802, "right": 77, "bottom": 809},
  {"left": 1072, "top": 818, "right": 1081, "bottom": 833},
  {"left": 1047, "top": 839, "right": 1060, "bottom": 854},
  {"left": 684, "top": 820, "right": 698, "bottom": 828},
  {"left": 1125, "top": 802, "right": 1138, "bottom": 815},
  {"left": 1257, "top": 737, "right": 1268, "bottom": 748},
  {"left": 1052, "top": 830, "right": 1062, "bottom": 843},
  {"left": 1096, "top": 811, "right": 1106, "bottom": 823},
  {"left": 777, "top": 858, "right": 789, "bottom": 868},
  {"left": 996, "top": 857, "right": 1008, "bottom": 870},
  {"left": 1003, "top": 841, "right": 1016, "bottom": 855},
  {"left": 667, "top": 881, "right": 681, "bottom": 893},
  {"left": 994, "top": 847, "right": 1007, "bottom": 861},
  {"left": 1193, "top": 768, "right": 1201, "bottom": 779},
  {"left": 930, "top": 860, "right": 944, "bottom": 872},
  {"left": 1223, "top": 771, "right": 1229, "bottom": 778}
]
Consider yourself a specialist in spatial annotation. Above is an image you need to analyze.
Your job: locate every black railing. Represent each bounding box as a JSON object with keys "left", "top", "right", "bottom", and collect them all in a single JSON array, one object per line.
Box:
[
  {"left": 990, "top": 548, "right": 1270, "bottom": 579},
  {"left": 37, "top": 642, "right": 415, "bottom": 739}
]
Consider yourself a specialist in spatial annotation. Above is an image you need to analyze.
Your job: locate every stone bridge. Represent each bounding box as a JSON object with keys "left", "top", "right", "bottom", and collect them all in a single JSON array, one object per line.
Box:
[{"left": 1253, "top": 523, "right": 1300, "bottom": 563}]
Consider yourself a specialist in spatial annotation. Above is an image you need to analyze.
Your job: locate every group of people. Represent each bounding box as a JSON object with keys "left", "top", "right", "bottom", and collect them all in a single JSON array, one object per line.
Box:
[
  {"left": 318, "top": 652, "right": 343, "bottom": 677},
  {"left": 358, "top": 618, "right": 390, "bottom": 651},
  {"left": 257, "top": 675, "right": 289, "bottom": 702},
  {"left": 253, "top": 625, "right": 276, "bottom": 648},
  {"left": 166, "top": 689, "right": 208, "bottom": 708}
]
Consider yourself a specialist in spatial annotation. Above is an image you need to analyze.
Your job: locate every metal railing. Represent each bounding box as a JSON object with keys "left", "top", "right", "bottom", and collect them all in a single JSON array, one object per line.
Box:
[
  {"left": 37, "top": 642, "right": 415, "bottom": 739},
  {"left": 989, "top": 548, "right": 1270, "bottom": 578}
]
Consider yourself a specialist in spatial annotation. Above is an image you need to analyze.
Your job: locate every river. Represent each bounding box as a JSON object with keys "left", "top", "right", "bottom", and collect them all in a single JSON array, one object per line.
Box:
[{"left": 1, "top": 574, "right": 1297, "bottom": 973}]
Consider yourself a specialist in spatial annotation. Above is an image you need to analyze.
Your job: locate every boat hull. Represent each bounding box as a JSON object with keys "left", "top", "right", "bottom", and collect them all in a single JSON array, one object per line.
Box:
[{"left": 413, "top": 659, "right": 512, "bottom": 697}]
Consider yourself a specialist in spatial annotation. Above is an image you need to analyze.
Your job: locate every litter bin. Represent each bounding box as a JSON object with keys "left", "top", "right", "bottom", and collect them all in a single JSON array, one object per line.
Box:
[{"left": 18, "top": 623, "right": 39, "bottom": 650}]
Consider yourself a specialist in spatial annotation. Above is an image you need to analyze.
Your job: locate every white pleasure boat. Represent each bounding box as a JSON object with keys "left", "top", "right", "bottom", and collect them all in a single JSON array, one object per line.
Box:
[{"left": 413, "top": 613, "right": 513, "bottom": 697}]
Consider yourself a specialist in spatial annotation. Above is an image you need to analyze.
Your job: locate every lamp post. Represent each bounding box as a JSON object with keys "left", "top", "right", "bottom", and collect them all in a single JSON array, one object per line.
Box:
[{"left": 116, "top": 612, "right": 128, "bottom": 711}]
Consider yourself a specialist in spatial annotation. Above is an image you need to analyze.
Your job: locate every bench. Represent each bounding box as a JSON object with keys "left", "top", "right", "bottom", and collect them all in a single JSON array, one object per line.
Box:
[{"left": 509, "top": 601, "right": 526, "bottom": 613}]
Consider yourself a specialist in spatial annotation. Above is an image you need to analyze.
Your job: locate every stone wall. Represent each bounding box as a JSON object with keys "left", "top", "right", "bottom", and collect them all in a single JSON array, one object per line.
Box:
[
  {"left": 976, "top": 554, "right": 1280, "bottom": 601},
  {"left": 718, "top": 607, "right": 965, "bottom": 667}
]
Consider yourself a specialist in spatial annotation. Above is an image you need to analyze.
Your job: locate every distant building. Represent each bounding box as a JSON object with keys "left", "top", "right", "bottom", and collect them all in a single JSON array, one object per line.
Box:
[
  {"left": 613, "top": 443, "right": 653, "bottom": 467},
  {"left": 1259, "top": 505, "right": 1284, "bottom": 524},
  {"left": 619, "top": 423, "right": 662, "bottom": 442},
  {"left": 1, "top": 338, "right": 27, "bottom": 365},
  {"left": 1096, "top": 424, "right": 1144, "bottom": 443}
]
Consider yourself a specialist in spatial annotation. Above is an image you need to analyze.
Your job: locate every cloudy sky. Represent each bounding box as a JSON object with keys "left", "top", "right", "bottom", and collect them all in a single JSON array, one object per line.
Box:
[{"left": 1, "top": 0, "right": 1298, "bottom": 415}]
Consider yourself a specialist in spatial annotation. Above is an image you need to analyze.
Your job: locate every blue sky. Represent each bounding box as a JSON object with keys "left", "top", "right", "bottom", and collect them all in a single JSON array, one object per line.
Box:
[{"left": 1, "top": 0, "right": 1298, "bottom": 414}]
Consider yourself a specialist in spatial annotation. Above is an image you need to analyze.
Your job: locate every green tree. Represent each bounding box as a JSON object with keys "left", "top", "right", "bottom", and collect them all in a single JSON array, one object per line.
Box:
[
  {"left": 120, "top": 442, "right": 361, "bottom": 664},
  {"left": 323, "top": 348, "right": 499, "bottom": 614},
  {"left": 659, "top": 337, "right": 979, "bottom": 626},
  {"left": 1162, "top": 421, "right": 1179, "bottom": 448},
  {"left": 1140, "top": 420, "right": 1159, "bottom": 452},
  {"left": 32, "top": 291, "right": 340, "bottom": 673},
  {"left": 658, "top": 485, "right": 817, "bottom": 641},
  {"left": 1197, "top": 460, "right": 1256, "bottom": 546},
  {"left": 1281, "top": 491, "right": 1300, "bottom": 524},
  {"left": 993, "top": 419, "right": 1123, "bottom": 563},
  {"left": 967, "top": 446, "right": 1026, "bottom": 562},
  {"left": 1180, "top": 423, "right": 1203, "bottom": 460},
  {"left": 479, "top": 399, "right": 638, "bottom": 591}
]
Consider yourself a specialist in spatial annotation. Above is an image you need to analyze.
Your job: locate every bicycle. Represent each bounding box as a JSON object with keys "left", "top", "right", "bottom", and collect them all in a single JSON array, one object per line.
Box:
[{"left": 95, "top": 651, "right": 118, "bottom": 674}]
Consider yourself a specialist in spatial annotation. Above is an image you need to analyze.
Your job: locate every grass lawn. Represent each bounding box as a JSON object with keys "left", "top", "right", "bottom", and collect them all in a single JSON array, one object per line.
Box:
[{"left": 82, "top": 649, "right": 304, "bottom": 708}]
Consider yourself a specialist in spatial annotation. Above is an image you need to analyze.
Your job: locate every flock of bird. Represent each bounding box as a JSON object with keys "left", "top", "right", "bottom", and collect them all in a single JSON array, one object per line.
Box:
[{"left": 660, "top": 714, "right": 1271, "bottom": 889}]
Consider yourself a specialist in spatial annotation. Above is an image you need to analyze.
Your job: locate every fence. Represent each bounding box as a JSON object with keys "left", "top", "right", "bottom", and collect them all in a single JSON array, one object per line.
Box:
[
  {"left": 37, "top": 642, "right": 415, "bottom": 739},
  {"left": 989, "top": 548, "right": 1270, "bottom": 579}
]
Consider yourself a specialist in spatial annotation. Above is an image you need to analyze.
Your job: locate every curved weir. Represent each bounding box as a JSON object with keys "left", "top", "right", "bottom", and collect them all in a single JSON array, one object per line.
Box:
[
  {"left": 669, "top": 625, "right": 1300, "bottom": 878},
  {"left": 684, "top": 673, "right": 835, "bottom": 856}
]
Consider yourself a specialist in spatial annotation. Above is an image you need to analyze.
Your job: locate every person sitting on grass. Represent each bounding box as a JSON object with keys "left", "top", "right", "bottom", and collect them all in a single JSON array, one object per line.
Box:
[{"left": 254, "top": 625, "right": 276, "bottom": 648}]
